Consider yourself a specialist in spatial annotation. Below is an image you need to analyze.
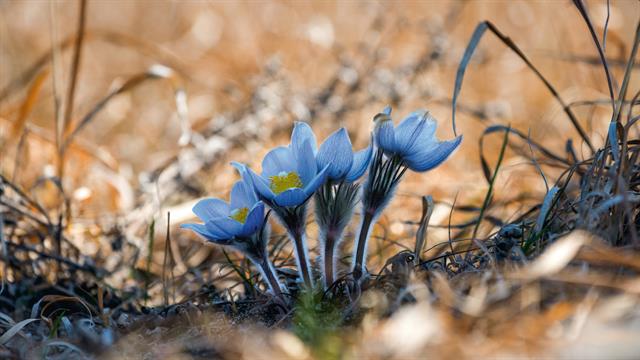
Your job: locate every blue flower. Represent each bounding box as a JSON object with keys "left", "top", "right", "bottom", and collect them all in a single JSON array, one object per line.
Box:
[
  {"left": 288, "top": 123, "right": 372, "bottom": 289},
  {"left": 181, "top": 171, "right": 285, "bottom": 298},
  {"left": 291, "top": 122, "right": 373, "bottom": 182},
  {"left": 352, "top": 107, "right": 462, "bottom": 281},
  {"left": 244, "top": 127, "right": 332, "bottom": 207},
  {"left": 374, "top": 106, "right": 462, "bottom": 172},
  {"left": 181, "top": 180, "right": 265, "bottom": 243}
]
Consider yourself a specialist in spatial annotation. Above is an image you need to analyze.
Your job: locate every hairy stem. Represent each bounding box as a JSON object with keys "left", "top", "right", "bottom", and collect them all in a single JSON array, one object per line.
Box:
[
  {"left": 291, "top": 228, "right": 313, "bottom": 288},
  {"left": 315, "top": 181, "right": 359, "bottom": 290},
  {"left": 269, "top": 202, "right": 314, "bottom": 289},
  {"left": 352, "top": 211, "right": 375, "bottom": 281},
  {"left": 259, "top": 258, "right": 284, "bottom": 299},
  {"left": 322, "top": 231, "right": 337, "bottom": 289}
]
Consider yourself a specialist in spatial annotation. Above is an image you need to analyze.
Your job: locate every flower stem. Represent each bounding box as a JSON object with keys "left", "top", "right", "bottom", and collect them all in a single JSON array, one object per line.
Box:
[
  {"left": 259, "top": 258, "right": 284, "bottom": 299},
  {"left": 269, "top": 203, "right": 314, "bottom": 289},
  {"left": 352, "top": 210, "right": 375, "bottom": 281},
  {"left": 322, "top": 231, "right": 337, "bottom": 289},
  {"left": 292, "top": 228, "right": 313, "bottom": 288},
  {"left": 315, "top": 181, "right": 360, "bottom": 290}
]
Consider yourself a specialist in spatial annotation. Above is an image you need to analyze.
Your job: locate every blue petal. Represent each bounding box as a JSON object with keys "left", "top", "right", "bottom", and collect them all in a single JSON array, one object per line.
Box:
[
  {"left": 405, "top": 125, "right": 438, "bottom": 157},
  {"left": 181, "top": 223, "right": 231, "bottom": 244},
  {"left": 234, "top": 162, "right": 261, "bottom": 195},
  {"left": 375, "top": 119, "right": 397, "bottom": 153},
  {"left": 273, "top": 188, "right": 309, "bottom": 207},
  {"left": 316, "top": 128, "right": 354, "bottom": 180},
  {"left": 403, "top": 136, "right": 462, "bottom": 172},
  {"left": 192, "top": 198, "right": 229, "bottom": 222},
  {"left": 231, "top": 161, "right": 253, "bottom": 188},
  {"left": 231, "top": 162, "right": 259, "bottom": 204},
  {"left": 394, "top": 110, "right": 431, "bottom": 155},
  {"left": 181, "top": 223, "right": 212, "bottom": 237},
  {"left": 262, "top": 146, "right": 297, "bottom": 177},
  {"left": 239, "top": 202, "right": 265, "bottom": 237},
  {"left": 345, "top": 140, "right": 373, "bottom": 182},
  {"left": 206, "top": 217, "right": 243, "bottom": 238},
  {"left": 295, "top": 138, "right": 318, "bottom": 186},
  {"left": 230, "top": 180, "right": 257, "bottom": 210},
  {"left": 247, "top": 167, "right": 276, "bottom": 201},
  {"left": 302, "top": 163, "right": 330, "bottom": 196},
  {"left": 290, "top": 121, "right": 317, "bottom": 155}
]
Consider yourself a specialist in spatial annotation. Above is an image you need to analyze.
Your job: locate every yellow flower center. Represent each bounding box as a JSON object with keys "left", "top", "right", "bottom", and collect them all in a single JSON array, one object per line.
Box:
[
  {"left": 269, "top": 171, "right": 303, "bottom": 195},
  {"left": 229, "top": 207, "right": 249, "bottom": 224}
]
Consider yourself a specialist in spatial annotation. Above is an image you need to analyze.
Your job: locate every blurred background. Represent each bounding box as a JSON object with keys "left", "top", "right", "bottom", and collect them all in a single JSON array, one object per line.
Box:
[{"left": 1, "top": 0, "right": 638, "bottom": 296}]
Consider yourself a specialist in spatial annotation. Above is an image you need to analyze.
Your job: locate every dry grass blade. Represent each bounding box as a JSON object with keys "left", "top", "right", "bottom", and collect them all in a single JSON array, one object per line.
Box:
[
  {"left": 516, "top": 231, "right": 589, "bottom": 278},
  {"left": 38, "top": 295, "right": 95, "bottom": 320},
  {"left": 0, "top": 29, "right": 193, "bottom": 104},
  {"left": 572, "top": 0, "right": 615, "bottom": 107},
  {"left": 452, "top": 21, "right": 595, "bottom": 153},
  {"left": 531, "top": 186, "right": 560, "bottom": 254},
  {"left": 61, "top": 0, "right": 87, "bottom": 146},
  {"left": 0, "top": 318, "right": 39, "bottom": 345},
  {"left": 413, "top": 195, "right": 434, "bottom": 264},
  {"left": 614, "top": 20, "right": 640, "bottom": 125},
  {"left": 60, "top": 65, "right": 187, "bottom": 153},
  {"left": 471, "top": 126, "right": 510, "bottom": 242},
  {"left": 577, "top": 243, "right": 640, "bottom": 271},
  {"left": 44, "top": 340, "right": 86, "bottom": 357},
  {"left": 162, "top": 211, "right": 175, "bottom": 306},
  {"left": 144, "top": 218, "right": 155, "bottom": 306},
  {"left": 0, "top": 213, "right": 5, "bottom": 296},
  {"left": 0, "top": 312, "right": 15, "bottom": 327},
  {"left": 603, "top": 0, "right": 611, "bottom": 52},
  {"left": 10, "top": 69, "right": 49, "bottom": 140}
]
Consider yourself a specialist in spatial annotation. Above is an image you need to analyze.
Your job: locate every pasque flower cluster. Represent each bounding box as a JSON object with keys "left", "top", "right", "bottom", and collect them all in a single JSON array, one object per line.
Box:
[{"left": 182, "top": 107, "right": 461, "bottom": 300}]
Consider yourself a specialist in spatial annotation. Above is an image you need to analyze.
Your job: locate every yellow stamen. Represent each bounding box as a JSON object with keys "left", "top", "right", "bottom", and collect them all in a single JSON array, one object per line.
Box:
[
  {"left": 229, "top": 207, "right": 249, "bottom": 224},
  {"left": 269, "top": 171, "right": 303, "bottom": 195}
]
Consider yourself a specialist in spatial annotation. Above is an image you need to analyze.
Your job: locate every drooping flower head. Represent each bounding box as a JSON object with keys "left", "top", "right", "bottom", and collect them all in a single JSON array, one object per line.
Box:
[
  {"left": 352, "top": 106, "right": 462, "bottom": 281},
  {"left": 291, "top": 122, "right": 373, "bottom": 183},
  {"left": 374, "top": 106, "right": 462, "bottom": 172}
]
